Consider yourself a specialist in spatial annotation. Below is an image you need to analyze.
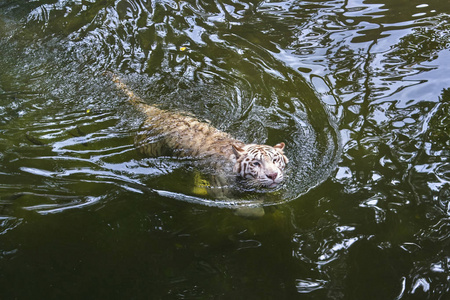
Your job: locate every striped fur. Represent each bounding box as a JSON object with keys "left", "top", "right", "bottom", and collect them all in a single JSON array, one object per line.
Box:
[
  {"left": 112, "top": 74, "right": 288, "bottom": 189},
  {"left": 232, "top": 143, "right": 288, "bottom": 188}
]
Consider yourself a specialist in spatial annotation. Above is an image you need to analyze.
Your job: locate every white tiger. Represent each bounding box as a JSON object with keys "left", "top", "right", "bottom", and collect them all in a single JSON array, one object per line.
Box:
[
  {"left": 111, "top": 74, "right": 289, "bottom": 196},
  {"left": 232, "top": 143, "right": 288, "bottom": 189}
]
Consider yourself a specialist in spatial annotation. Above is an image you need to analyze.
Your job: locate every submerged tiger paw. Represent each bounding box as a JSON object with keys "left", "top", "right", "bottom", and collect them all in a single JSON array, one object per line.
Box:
[
  {"left": 192, "top": 172, "right": 210, "bottom": 197},
  {"left": 234, "top": 205, "right": 265, "bottom": 218},
  {"left": 192, "top": 172, "right": 231, "bottom": 199}
]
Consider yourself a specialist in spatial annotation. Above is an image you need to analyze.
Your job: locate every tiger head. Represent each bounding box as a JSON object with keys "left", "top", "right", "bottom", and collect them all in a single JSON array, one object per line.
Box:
[{"left": 232, "top": 142, "right": 288, "bottom": 189}]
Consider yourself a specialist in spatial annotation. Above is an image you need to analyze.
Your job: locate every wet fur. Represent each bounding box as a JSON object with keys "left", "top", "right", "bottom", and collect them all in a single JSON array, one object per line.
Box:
[{"left": 111, "top": 74, "right": 288, "bottom": 190}]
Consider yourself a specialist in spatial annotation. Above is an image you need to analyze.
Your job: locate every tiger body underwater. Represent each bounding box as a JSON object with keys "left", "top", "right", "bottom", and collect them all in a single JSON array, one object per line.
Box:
[{"left": 112, "top": 75, "right": 289, "bottom": 197}]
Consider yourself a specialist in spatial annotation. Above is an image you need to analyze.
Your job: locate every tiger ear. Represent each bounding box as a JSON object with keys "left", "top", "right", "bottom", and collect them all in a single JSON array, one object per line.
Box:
[
  {"left": 232, "top": 144, "right": 246, "bottom": 158},
  {"left": 273, "top": 142, "right": 285, "bottom": 150}
]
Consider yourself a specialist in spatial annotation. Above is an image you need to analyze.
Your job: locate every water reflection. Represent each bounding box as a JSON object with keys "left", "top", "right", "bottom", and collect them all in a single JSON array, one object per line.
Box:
[{"left": 3, "top": 0, "right": 342, "bottom": 206}]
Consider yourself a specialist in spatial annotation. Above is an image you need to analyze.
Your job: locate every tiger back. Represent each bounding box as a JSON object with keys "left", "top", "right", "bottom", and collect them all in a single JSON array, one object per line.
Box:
[{"left": 111, "top": 74, "right": 289, "bottom": 196}]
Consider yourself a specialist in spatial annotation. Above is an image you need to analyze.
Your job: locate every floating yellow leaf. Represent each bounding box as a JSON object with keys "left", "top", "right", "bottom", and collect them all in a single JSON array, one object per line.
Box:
[{"left": 180, "top": 46, "right": 187, "bottom": 52}]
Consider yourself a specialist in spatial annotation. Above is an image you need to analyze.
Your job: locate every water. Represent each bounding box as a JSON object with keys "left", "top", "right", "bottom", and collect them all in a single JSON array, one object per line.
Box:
[{"left": 0, "top": 0, "right": 449, "bottom": 299}]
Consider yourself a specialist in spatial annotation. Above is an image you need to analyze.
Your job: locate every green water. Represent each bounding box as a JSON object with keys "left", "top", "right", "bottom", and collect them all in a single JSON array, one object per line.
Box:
[{"left": 0, "top": 0, "right": 449, "bottom": 299}]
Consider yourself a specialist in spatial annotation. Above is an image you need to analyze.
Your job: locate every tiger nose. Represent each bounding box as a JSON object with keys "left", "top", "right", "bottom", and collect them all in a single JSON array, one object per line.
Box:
[{"left": 266, "top": 172, "right": 278, "bottom": 181}]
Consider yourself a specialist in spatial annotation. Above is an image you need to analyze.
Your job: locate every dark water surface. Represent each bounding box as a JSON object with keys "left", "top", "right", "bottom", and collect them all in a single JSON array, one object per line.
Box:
[{"left": 0, "top": 0, "right": 449, "bottom": 299}]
